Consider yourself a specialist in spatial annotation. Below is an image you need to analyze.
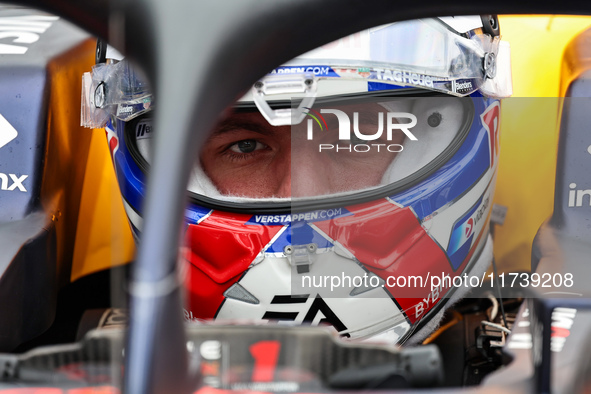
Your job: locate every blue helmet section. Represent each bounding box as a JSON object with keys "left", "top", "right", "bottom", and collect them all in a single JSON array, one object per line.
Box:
[{"left": 110, "top": 118, "right": 146, "bottom": 213}]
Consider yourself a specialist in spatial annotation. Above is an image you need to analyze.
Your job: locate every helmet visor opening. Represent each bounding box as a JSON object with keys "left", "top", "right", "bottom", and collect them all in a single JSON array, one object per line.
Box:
[{"left": 127, "top": 95, "right": 473, "bottom": 212}]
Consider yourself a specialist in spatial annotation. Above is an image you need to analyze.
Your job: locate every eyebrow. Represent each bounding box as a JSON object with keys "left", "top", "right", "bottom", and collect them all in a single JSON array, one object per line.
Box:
[
  {"left": 208, "top": 117, "right": 276, "bottom": 140},
  {"left": 207, "top": 106, "right": 381, "bottom": 140}
]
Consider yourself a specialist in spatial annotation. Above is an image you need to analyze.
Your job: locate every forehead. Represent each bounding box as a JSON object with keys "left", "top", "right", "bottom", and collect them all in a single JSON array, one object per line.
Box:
[{"left": 215, "top": 101, "right": 392, "bottom": 130}]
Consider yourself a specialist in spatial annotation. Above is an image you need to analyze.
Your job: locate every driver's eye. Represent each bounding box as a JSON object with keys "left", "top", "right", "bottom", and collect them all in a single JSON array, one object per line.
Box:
[{"left": 230, "top": 139, "right": 261, "bottom": 153}]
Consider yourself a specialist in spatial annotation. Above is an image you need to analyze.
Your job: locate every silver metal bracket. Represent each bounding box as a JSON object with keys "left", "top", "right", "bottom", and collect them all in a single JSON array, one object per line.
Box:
[
  {"left": 284, "top": 243, "right": 317, "bottom": 274},
  {"left": 483, "top": 52, "right": 497, "bottom": 79},
  {"left": 251, "top": 73, "right": 318, "bottom": 126}
]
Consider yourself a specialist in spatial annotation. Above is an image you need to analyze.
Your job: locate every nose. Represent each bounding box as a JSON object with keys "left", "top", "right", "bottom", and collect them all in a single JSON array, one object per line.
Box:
[{"left": 275, "top": 145, "right": 331, "bottom": 198}]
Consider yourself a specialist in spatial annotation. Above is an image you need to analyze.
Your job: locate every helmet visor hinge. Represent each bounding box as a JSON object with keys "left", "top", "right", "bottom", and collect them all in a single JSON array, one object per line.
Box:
[{"left": 483, "top": 52, "right": 497, "bottom": 79}]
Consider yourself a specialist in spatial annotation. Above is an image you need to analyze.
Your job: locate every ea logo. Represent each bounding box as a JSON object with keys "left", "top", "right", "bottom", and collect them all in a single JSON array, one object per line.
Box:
[{"left": 465, "top": 218, "right": 474, "bottom": 237}]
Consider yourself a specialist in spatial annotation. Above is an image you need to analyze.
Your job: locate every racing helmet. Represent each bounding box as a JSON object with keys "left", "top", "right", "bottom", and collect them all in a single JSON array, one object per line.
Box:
[{"left": 85, "top": 15, "right": 512, "bottom": 345}]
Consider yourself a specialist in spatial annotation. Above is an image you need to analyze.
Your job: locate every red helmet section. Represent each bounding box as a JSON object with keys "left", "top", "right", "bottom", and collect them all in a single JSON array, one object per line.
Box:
[
  {"left": 183, "top": 198, "right": 487, "bottom": 325},
  {"left": 184, "top": 211, "right": 283, "bottom": 319}
]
